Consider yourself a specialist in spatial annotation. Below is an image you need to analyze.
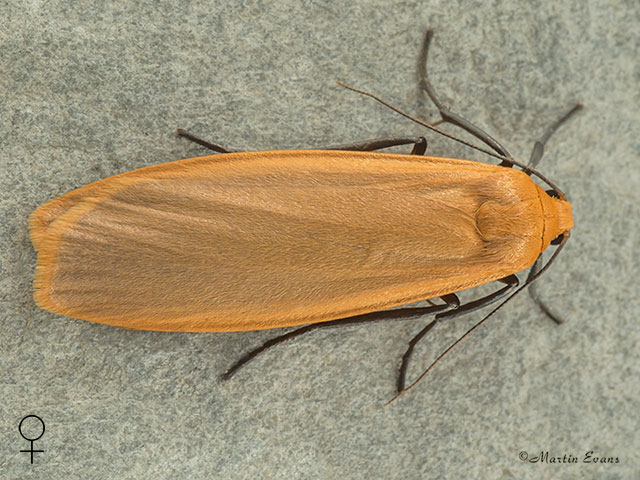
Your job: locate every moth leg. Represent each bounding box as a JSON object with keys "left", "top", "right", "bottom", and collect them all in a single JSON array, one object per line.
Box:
[
  {"left": 178, "top": 129, "right": 428, "bottom": 156},
  {"left": 418, "top": 29, "right": 513, "bottom": 164},
  {"left": 527, "top": 104, "right": 583, "bottom": 170},
  {"left": 176, "top": 129, "right": 237, "bottom": 153},
  {"left": 396, "top": 274, "right": 519, "bottom": 392},
  {"left": 221, "top": 295, "right": 457, "bottom": 382},
  {"left": 526, "top": 255, "right": 564, "bottom": 324},
  {"left": 322, "top": 136, "right": 428, "bottom": 155}
]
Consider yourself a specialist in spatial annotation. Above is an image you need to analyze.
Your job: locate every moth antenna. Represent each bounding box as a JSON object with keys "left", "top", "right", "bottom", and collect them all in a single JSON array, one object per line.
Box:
[
  {"left": 337, "top": 81, "right": 509, "bottom": 162},
  {"left": 337, "top": 81, "right": 567, "bottom": 198}
]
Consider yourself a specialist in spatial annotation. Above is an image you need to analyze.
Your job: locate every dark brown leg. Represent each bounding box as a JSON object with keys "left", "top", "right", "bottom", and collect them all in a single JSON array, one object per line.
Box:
[
  {"left": 527, "top": 104, "right": 583, "bottom": 170},
  {"left": 396, "top": 274, "right": 519, "bottom": 392},
  {"left": 323, "top": 136, "right": 428, "bottom": 155},
  {"left": 178, "top": 129, "right": 428, "bottom": 156},
  {"left": 526, "top": 255, "right": 564, "bottom": 324},
  {"left": 221, "top": 295, "right": 458, "bottom": 381},
  {"left": 418, "top": 29, "right": 513, "bottom": 163},
  {"left": 176, "top": 129, "right": 236, "bottom": 153}
]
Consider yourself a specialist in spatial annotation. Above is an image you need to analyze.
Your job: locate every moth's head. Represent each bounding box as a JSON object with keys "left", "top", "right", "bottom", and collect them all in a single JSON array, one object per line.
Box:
[{"left": 537, "top": 186, "right": 573, "bottom": 252}]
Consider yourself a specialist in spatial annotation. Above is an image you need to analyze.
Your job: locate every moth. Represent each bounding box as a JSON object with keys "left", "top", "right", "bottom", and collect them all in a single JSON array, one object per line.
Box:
[{"left": 30, "top": 30, "right": 580, "bottom": 402}]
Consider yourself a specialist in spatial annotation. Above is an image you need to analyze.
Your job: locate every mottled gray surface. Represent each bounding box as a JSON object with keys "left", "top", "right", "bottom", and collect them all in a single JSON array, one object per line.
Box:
[{"left": 1, "top": 1, "right": 638, "bottom": 479}]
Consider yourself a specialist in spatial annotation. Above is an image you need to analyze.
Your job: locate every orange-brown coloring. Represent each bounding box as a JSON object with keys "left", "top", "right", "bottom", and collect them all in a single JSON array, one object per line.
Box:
[{"left": 29, "top": 150, "right": 573, "bottom": 332}]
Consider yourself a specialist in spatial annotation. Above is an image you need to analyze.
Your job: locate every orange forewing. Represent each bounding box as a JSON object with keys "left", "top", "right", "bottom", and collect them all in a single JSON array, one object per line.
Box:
[{"left": 29, "top": 150, "right": 571, "bottom": 331}]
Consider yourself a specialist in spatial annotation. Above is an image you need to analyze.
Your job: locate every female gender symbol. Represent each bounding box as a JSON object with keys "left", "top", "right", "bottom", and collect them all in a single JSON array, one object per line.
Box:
[{"left": 18, "top": 415, "right": 45, "bottom": 464}]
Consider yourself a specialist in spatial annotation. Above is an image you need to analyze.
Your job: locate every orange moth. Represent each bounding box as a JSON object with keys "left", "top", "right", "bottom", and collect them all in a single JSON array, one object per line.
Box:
[
  {"left": 29, "top": 30, "right": 579, "bottom": 399},
  {"left": 30, "top": 149, "right": 571, "bottom": 332}
]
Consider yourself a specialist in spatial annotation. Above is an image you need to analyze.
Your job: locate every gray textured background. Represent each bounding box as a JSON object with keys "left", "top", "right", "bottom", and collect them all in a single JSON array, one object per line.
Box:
[{"left": 1, "top": 1, "right": 638, "bottom": 479}]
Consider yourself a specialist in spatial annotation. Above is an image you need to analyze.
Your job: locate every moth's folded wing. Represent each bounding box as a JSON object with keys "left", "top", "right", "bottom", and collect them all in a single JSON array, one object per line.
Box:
[{"left": 30, "top": 150, "right": 542, "bottom": 332}]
